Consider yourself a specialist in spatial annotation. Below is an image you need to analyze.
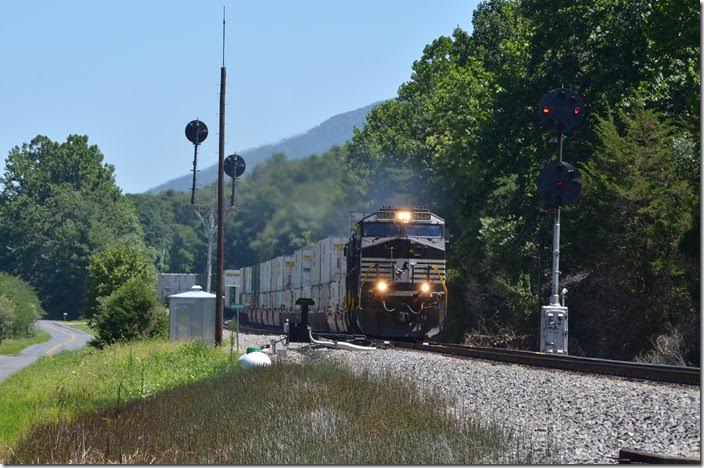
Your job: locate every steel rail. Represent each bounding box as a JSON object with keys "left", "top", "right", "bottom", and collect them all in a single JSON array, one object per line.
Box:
[
  {"left": 376, "top": 341, "right": 700, "bottom": 386},
  {"left": 616, "top": 448, "right": 700, "bottom": 464}
]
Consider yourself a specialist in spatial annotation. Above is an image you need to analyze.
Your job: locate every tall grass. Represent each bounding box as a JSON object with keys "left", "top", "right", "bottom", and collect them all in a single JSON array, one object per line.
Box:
[
  {"left": 9, "top": 362, "right": 535, "bottom": 464},
  {"left": 0, "top": 339, "right": 230, "bottom": 459}
]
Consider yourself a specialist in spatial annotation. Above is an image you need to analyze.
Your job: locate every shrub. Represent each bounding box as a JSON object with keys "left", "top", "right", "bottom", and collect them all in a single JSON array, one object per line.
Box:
[
  {"left": 0, "top": 273, "right": 45, "bottom": 338},
  {"left": 86, "top": 242, "right": 157, "bottom": 319},
  {"left": 635, "top": 326, "right": 689, "bottom": 366},
  {"left": 94, "top": 278, "right": 167, "bottom": 345}
]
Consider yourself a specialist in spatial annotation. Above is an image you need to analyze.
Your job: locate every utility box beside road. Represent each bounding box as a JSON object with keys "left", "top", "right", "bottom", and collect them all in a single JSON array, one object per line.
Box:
[{"left": 168, "top": 285, "right": 216, "bottom": 345}]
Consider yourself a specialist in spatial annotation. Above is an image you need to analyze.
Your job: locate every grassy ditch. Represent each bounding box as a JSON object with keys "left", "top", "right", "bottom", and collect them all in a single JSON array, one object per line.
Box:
[
  {"left": 0, "top": 330, "right": 51, "bottom": 355},
  {"left": 0, "top": 339, "right": 231, "bottom": 459},
  {"left": 8, "top": 361, "right": 534, "bottom": 464}
]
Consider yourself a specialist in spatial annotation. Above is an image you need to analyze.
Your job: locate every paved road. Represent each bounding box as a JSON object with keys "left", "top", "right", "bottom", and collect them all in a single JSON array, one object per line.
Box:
[{"left": 0, "top": 320, "right": 93, "bottom": 382}]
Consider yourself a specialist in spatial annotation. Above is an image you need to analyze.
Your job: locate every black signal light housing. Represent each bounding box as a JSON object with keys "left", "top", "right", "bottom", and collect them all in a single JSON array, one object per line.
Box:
[{"left": 537, "top": 88, "right": 585, "bottom": 135}]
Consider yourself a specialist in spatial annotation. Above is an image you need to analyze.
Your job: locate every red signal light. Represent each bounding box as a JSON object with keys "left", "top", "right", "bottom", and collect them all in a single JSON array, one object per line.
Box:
[
  {"left": 555, "top": 180, "right": 564, "bottom": 188},
  {"left": 572, "top": 107, "right": 582, "bottom": 116},
  {"left": 542, "top": 106, "right": 551, "bottom": 115}
]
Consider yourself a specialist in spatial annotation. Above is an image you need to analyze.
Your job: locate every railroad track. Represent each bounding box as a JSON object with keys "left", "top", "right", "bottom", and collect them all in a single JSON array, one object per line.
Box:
[
  {"left": 235, "top": 325, "right": 699, "bottom": 385},
  {"left": 373, "top": 340, "right": 700, "bottom": 386}
]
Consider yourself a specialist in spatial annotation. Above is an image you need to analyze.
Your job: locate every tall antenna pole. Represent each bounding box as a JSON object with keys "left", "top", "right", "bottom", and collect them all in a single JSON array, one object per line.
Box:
[{"left": 215, "top": 6, "right": 226, "bottom": 345}]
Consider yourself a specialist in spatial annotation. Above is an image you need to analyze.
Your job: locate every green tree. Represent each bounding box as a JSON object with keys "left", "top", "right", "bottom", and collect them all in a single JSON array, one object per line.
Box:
[
  {"left": 86, "top": 242, "right": 157, "bottom": 319},
  {"left": 0, "top": 135, "right": 142, "bottom": 319},
  {"left": 0, "top": 295, "right": 17, "bottom": 343},
  {"left": 567, "top": 107, "right": 699, "bottom": 361},
  {"left": 94, "top": 277, "right": 167, "bottom": 345},
  {"left": 0, "top": 272, "right": 46, "bottom": 338}
]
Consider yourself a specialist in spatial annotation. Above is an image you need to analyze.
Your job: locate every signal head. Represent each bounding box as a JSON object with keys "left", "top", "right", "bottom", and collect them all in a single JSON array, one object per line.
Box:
[{"left": 537, "top": 88, "right": 585, "bottom": 135}]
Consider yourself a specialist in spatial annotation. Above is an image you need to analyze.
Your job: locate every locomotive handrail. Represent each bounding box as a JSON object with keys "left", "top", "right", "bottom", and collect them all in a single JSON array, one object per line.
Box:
[
  {"left": 431, "top": 264, "right": 448, "bottom": 309},
  {"left": 358, "top": 263, "right": 378, "bottom": 307}
]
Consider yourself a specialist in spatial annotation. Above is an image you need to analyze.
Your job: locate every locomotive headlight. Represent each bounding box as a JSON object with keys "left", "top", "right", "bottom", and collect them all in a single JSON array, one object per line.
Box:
[
  {"left": 420, "top": 282, "right": 431, "bottom": 293},
  {"left": 376, "top": 280, "right": 388, "bottom": 293},
  {"left": 396, "top": 211, "right": 411, "bottom": 223}
]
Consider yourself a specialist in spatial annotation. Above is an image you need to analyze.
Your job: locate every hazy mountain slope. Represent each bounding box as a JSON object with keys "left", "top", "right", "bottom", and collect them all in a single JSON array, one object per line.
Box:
[{"left": 146, "top": 101, "right": 382, "bottom": 194}]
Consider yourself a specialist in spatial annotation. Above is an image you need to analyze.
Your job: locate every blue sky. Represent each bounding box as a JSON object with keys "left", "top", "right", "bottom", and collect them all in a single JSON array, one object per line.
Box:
[{"left": 1, "top": 0, "right": 479, "bottom": 193}]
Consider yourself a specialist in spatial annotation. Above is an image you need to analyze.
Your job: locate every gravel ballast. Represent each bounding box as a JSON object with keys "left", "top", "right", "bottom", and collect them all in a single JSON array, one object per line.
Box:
[{"left": 231, "top": 331, "right": 700, "bottom": 464}]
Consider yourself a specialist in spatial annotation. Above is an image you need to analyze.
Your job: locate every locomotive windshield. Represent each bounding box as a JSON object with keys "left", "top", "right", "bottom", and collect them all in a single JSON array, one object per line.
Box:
[
  {"left": 363, "top": 222, "right": 400, "bottom": 237},
  {"left": 406, "top": 223, "right": 443, "bottom": 238}
]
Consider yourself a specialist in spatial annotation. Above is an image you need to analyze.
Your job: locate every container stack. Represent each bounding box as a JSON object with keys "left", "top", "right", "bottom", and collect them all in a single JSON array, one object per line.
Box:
[{"left": 238, "top": 235, "right": 348, "bottom": 331}]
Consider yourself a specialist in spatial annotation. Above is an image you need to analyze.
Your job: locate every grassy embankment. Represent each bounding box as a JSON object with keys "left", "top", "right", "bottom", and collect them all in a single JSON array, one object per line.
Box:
[
  {"left": 0, "top": 339, "right": 231, "bottom": 460},
  {"left": 0, "top": 330, "right": 51, "bottom": 356},
  {"left": 61, "top": 320, "right": 95, "bottom": 336},
  {"left": 4, "top": 346, "right": 535, "bottom": 464}
]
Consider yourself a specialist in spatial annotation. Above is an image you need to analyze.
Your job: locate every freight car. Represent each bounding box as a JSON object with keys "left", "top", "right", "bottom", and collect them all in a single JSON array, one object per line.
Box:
[{"left": 237, "top": 207, "right": 447, "bottom": 340}]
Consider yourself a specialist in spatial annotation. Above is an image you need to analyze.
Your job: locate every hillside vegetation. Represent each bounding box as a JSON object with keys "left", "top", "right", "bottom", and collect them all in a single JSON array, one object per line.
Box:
[{"left": 146, "top": 102, "right": 380, "bottom": 194}]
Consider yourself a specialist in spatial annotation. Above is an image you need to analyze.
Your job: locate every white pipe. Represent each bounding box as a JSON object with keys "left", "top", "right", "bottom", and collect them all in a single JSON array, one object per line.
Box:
[{"left": 308, "top": 329, "right": 376, "bottom": 351}]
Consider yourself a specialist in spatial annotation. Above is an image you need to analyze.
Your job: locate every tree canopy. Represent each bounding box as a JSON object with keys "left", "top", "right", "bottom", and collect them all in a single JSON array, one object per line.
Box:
[{"left": 0, "top": 135, "right": 143, "bottom": 319}]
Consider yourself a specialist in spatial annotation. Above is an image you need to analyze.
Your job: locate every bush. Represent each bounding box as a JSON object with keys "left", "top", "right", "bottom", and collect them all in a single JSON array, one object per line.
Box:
[
  {"left": 0, "top": 273, "right": 45, "bottom": 338},
  {"left": 0, "top": 296, "right": 17, "bottom": 342},
  {"left": 86, "top": 243, "right": 157, "bottom": 319},
  {"left": 94, "top": 278, "right": 167, "bottom": 345}
]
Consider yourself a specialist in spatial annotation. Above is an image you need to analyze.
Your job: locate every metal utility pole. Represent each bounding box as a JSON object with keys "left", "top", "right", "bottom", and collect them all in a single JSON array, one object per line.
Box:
[
  {"left": 550, "top": 135, "right": 565, "bottom": 306},
  {"left": 535, "top": 87, "right": 585, "bottom": 354},
  {"left": 215, "top": 7, "right": 227, "bottom": 346}
]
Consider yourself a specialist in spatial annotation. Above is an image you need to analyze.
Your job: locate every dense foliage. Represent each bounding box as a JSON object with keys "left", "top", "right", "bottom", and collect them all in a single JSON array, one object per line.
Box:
[
  {"left": 86, "top": 242, "right": 158, "bottom": 319},
  {"left": 346, "top": 0, "right": 699, "bottom": 362},
  {"left": 94, "top": 278, "right": 167, "bottom": 345},
  {"left": 0, "top": 272, "right": 46, "bottom": 341},
  {"left": 0, "top": 136, "right": 144, "bottom": 319}
]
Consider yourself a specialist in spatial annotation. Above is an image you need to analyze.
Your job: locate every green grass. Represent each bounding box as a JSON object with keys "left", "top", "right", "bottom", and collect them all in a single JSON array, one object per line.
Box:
[
  {"left": 0, "top": 330, "right": 51, "bottom": 356},
  {"left": 7, "top": 362, "right": 536, "bottom": 464},
  {"left": 61, "top": 320, "right": 95, "bottom": 336},
  {"left": 0, "top": 339, "right": 232, "bottom": 459}
]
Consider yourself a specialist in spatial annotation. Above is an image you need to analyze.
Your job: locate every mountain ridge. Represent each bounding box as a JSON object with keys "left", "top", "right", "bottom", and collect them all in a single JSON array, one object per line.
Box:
[{"left": 145, "top": 101, "right": 383, "bottom": 194}]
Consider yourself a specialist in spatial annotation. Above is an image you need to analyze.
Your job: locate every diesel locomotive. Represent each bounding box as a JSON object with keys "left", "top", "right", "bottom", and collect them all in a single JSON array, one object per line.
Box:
[
  {"left": 344, "top": 207, "right": 447, "bottom": 339},
  {"left": 238, "top": 207, "right": 447, "bottom": 340}
]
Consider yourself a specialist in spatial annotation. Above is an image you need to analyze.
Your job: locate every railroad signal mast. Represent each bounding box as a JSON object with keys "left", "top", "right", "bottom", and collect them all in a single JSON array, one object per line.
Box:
[
  {"left": 182, "top": 8, "right": 247, "bottom": 346},
  {"left": 536, "top": 87, "right": 585, "bottom": 354}
]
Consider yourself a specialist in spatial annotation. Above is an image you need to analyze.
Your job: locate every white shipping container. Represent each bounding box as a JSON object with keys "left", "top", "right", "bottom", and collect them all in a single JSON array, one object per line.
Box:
[
  {"left": 242, "top": 267, "right": 252, "bottom": 295},
  {"left": 284, "top": 289, "right": 294, "bottom": 309},
  {"left": 283, "top": 257, "right": 294, "bottom": 290},
  {"left": 292, "top": 249, "right": 313, "bottom": 289},
  {"left": 311, "top": 285, "right": 321, "bottom": 313},
  {"left": 158, "top": 273, "right": 199, "bottom": 304},
  {"left": 311, "top": 241, "right": 322, "bottom": 286},
  {"left": 260, "top": 260, "right": 272, "bottom": 293},
  {"left": 271, "top": 256, "right": 294, "bottom": 292},
  {"left": 271, "top": 257, "right": 281, "bottom": 292},
  {"left": 223, "top": 269, "right": 241, "bottom": 287},
  {"left": 319, "top": 236, "right": 347, "bottom": 285},
  {"left": 320, "top": 283, "right": 331, "bottom": 310}
]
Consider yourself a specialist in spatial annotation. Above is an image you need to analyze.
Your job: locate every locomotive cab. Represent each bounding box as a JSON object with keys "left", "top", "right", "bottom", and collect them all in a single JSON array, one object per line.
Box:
[{"left": 344, "top": 207, "right": 447, "bottom": 339}]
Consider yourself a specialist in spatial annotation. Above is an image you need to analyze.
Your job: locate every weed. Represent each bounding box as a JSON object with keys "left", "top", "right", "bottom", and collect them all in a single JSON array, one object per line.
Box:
[
  {"left": 0, "top": 338, "right": 230, "bottom": 459},
  {"left": 9, "top": 361, "right": 536, "bottom": 464}
]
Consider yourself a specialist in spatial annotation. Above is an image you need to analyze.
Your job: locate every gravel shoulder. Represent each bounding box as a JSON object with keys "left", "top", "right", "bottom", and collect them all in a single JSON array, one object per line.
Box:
[{"left": 231, "top": 331, "right": 700, "bottom": 464}]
